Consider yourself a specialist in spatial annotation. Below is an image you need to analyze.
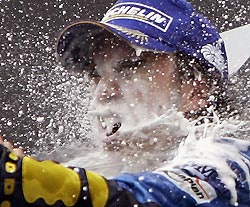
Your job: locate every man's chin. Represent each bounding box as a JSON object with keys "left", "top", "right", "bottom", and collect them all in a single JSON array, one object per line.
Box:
[
  {"left": 103, "top": 127, "right": 185, "bottom": 153},
  {"left": 92, "top": 126, "right": 158, "bottom": 152},
  {"left": 103, "top": 136, "right": 160, "bottom": 152}
]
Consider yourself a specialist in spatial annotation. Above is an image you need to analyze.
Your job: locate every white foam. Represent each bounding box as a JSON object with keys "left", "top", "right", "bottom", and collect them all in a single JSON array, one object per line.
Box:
[{"left": 163, "top": 118, "right": 250, "bottom": 204}]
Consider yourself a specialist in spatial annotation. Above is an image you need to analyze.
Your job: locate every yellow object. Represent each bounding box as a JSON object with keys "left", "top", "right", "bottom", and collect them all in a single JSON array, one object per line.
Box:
[
  {"left": 4, "top": 179, "right": 15, "bottom": 195},
  {"left": 0, "top": 201, "right": 11, "bottom": 207},
  {"left": 86, "top": 171, "right": 109, "bottom": 207},
  {"left": 9, "top": 152, "right": 18, "bottom": 161},
  {"left": 5, "top": 162, "right": 16, "bottom": 173},
  {"left": 22, "top": 157, "right": 81, "bottom": 206}
]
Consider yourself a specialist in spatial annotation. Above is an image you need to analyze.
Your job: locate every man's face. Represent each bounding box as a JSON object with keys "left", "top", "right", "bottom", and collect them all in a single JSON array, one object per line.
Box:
[{"left": 85, "top": 35, "right": 183, "bottom": 147}]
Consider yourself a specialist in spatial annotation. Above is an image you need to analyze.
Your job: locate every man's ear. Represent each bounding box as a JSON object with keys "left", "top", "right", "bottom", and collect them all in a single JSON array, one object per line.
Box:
[{"left": 178, "top": 78, "right": 210, "bottom": 114}]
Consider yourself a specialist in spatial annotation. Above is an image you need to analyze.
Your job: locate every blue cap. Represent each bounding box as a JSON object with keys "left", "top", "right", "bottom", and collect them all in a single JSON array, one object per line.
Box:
[{"left": 57, "top": 0, "right": 228, "bottom": 80}]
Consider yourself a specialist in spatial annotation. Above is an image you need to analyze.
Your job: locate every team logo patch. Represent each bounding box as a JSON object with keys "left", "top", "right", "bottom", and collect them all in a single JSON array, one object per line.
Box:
[
  {"left": 156, "top": 170, "right": 217, "bottom": 204},
  {"left": 101, "top": 2, "right": 173, "bottom": 32},
  {"left": 201, "top": 39, "right": 226, "bottom": 74}
]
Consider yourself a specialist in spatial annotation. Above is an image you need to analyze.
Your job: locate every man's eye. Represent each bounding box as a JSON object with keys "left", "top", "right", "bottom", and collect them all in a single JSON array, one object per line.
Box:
[
  {"left": 115, "top": 58, "right": 145, "bottom": 73},
  {"left": 83, "top": 64, "right": 101, "bottom": 82},
  {"left": 88, "top": 67, "right": 100, "bottom": 79}
]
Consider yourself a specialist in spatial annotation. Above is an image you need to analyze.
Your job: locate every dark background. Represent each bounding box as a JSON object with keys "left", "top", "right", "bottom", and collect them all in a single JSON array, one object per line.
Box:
[{"left": 0, "top": 0, "right": 249, "bottom": 154}]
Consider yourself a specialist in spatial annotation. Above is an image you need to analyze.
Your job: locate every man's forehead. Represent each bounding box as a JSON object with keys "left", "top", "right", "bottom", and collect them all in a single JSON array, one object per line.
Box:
[
  {"left": 91, "top": 29, "right": 156, "bottom": 57},
  {"left": 92, "top": 35, "right": 136, "bottom": 59},
  {"left": 94, "top": 32, "right": 132, "bottom": 50}
]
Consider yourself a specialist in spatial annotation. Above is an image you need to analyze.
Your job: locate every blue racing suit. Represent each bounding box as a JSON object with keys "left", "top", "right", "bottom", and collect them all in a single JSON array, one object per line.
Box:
[{"left": 0, "top": 137, "right": 249, "bottom": 207}]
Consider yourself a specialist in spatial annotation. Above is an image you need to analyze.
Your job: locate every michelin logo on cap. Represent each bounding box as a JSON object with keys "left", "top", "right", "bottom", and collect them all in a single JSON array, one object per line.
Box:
[{"left": 101, "top": 2, "right": 173, "bottom": 32}]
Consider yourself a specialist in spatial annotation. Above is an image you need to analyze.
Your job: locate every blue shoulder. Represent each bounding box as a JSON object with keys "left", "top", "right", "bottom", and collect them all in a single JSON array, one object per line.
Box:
[{"left": 114, "top": 137, "right": 250, "bottom": 207}]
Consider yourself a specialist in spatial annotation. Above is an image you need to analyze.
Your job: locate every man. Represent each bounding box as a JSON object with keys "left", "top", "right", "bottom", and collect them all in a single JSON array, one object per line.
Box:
[
  {"left": 56, "top": 0, "right": 228, "bottom": 152},
  {"left": 54, "top": 0, "right": 230, "bottom": 175},
  {"left": 0, "top": 0, "right": 249, "bottom": 206}
]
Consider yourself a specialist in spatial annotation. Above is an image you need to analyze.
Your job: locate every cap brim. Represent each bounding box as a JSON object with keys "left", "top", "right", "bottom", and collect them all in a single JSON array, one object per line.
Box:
[
  {"left": 57, "top": 20, "right": 176, "bottom": 53},
  {"left": 56, "top": 20, "right": 175, "bottom": 72}
]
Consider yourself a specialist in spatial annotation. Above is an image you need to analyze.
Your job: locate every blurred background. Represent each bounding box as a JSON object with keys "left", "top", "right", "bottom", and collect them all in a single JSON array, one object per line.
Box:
[{"left": 0, "top": 0, "right": 249, "bottom": 155}]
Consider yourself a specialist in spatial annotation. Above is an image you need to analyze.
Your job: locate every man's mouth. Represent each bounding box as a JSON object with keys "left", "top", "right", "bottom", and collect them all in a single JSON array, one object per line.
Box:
[
  {"left": 107, "top": 122, "right": 122, "bottom": 136},
  {"left": 99, "top": 116, "right": 122, "bottom": 137}
]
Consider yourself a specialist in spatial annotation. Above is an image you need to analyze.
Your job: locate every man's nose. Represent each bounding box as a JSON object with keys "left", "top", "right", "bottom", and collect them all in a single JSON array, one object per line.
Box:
[{"left": 94, "top": 78, "right": 123, "bottom": 102}]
